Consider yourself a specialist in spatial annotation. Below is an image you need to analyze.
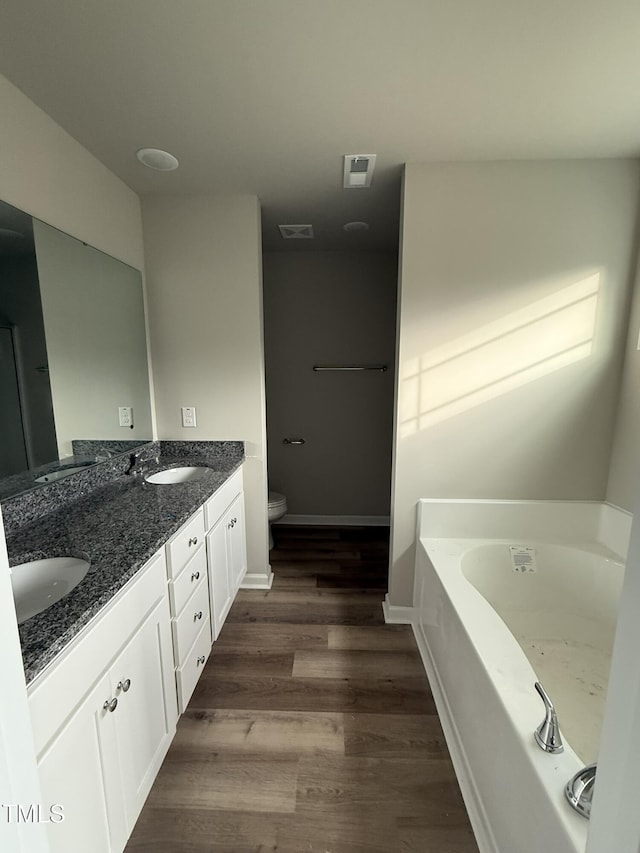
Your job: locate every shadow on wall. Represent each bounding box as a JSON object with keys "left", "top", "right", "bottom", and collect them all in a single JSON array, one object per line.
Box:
[{"left": 400, "top": 272, "right": 601, "bottom": 436}]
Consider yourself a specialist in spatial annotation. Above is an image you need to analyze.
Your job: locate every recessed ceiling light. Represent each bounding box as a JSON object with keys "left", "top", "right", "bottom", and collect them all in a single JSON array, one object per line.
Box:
[
  {"left": 136, "top": 148, "right": 179, "bottom": 171},
  {"left": 343, "top": 221, "right": 369, "bottom": 233}
]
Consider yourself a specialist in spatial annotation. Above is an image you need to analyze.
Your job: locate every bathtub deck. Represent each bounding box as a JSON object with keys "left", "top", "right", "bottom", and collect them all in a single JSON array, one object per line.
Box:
[{"left": 125, "top": 525, "right": 479, "bottom": 853}]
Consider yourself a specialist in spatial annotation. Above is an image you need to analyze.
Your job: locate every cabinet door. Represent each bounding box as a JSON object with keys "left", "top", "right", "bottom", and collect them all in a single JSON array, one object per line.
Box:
[
  {"left": 206, "top": 514, "right": 232, "bottom": 641},
  {"left": 38, "top": 673, "right": 126, "bottom": 853},
  {"left": 227, "top": 493, "right": 247, "bottom": 594},
  {"left": 113, "top": 596, "right": 177, "bottom": 831}
]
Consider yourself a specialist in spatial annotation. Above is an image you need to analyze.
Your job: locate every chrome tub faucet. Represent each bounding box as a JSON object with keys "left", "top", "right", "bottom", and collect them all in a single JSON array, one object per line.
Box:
[{"left": 534, "top": 681, "right": 564, "bottom": 754}]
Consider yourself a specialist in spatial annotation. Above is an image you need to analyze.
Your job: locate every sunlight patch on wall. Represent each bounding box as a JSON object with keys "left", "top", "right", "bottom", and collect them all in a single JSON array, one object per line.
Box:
[{"left": 400, "top": 273, "right": 601, "bottom": 437}]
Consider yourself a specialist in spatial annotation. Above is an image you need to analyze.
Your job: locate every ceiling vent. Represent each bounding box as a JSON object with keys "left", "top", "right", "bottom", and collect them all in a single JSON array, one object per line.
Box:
[
  {"left": 343, "top": 154, "right": 376, "bottom": 188},
  {"left": 278, "top": 224, "right": 314, "bottom": 239}
]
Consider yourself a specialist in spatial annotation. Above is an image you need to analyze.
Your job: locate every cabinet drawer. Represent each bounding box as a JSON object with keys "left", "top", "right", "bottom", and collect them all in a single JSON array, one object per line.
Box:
[
  {"left": 176, "top": 618, "right": 211, "bottom": 713},
  {"left": 204, "top": 467, "right": 243, "bottom": 530},
  {"left": 168, "top": 546, "right": 207, "bottom": 616},
  {"left": 166, "top": 509, "right": 205, "bottom": 579},
  {"left": 171, "top": 577, "right": 210, "bottom": 664}
]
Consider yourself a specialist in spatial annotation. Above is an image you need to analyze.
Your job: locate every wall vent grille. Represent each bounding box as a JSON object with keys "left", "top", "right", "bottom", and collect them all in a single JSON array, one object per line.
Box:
[
  {"left": 343, "top": 154, "right": 376, "bottom": 188},
  {"left": 278, "top": 224, "right": 314, "bottom": 239}
]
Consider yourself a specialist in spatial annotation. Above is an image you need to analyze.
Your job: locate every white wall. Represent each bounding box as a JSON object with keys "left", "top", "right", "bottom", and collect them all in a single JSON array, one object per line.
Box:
[
  {"left": 0, "top": 75, "right": 143, "bottom": 270},
  {"left": 263, "top": 250, "right": 397, "bottom": 518},
  {"left": 390, "top": 160, "right": 640, "bottom": 606},
  {"left": 606, "top": 258, "right": 640, "bottom": 510},
  {"left": 142, "top": 195, "right": 270, "bottom": 584}
]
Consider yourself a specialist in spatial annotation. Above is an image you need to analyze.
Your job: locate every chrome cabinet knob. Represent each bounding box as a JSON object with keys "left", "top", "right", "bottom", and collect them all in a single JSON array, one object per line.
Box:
[
  {"left": 194, "top": 610, "right": 203, "bottom": 621},
  {"left": 197, "top": 655, "right": 206, "bottom": 666},
  {"left": 103, "top": 697, "right": 118, "bottom": 713},
  {"left": 117, "top": 678, "right": 131, "bottom": 693},
  {"left": 188, "top": 536, "right": 198, "bottom": 546},
  {"left": 191, "top": 571, "right": 200, "bottom": 582}
]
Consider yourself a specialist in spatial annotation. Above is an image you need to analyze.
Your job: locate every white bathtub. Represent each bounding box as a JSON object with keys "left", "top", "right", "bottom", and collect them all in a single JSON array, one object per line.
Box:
[{"left": 412, "top": 500, "right": 631, "bottom": 853}]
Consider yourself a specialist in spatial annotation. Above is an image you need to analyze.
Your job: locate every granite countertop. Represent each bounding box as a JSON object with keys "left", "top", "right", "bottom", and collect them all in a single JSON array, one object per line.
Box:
[{"left": 7, "top": 447, "right": 244, "bottom": 685}]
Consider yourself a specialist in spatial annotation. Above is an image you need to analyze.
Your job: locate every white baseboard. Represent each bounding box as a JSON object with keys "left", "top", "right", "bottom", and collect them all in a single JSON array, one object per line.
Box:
[
  {"left": 382, "top": 594, "right": 413, "bottom": 624},
  {"left": 411, "top": 621, "right": 497, "bottom": 853},
  {"left": 240, "top": 570, "right": 274, "bottom": 590},
  {"left": 276, "top": 514, "right": 390, "bottom": 526}
]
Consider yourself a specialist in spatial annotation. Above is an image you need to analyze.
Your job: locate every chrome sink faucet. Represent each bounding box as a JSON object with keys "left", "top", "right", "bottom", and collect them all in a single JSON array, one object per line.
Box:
[
  {"left": 534, "top": 682, "right": 564, "bottom": 754},
  {"left": 125, "top": 451, "right": 159, "bottom": 480}
]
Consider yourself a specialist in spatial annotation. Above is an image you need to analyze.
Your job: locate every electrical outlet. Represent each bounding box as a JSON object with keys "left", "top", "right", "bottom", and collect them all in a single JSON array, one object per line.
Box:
[
  {"left": 118, "top": 406, "right": 133, "bottom": 428},
  {"left": 181, "top": 406, "right": 197, "bottom": 428}
]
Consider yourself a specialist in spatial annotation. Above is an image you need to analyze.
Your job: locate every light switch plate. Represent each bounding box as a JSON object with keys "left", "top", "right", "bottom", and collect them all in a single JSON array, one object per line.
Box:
[{"left": 181, "top": 406, "right": 197, "bottom": 428}]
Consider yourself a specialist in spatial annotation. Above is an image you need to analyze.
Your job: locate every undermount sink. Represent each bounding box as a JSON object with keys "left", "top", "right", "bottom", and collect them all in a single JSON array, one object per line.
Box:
[
  {"left": 145, "top": 466, "right": 210, "bottom": 485},
  {"left": 35, "top": 465, "right": 91, "bottom": 484},
  {"left": 11, "top": 556, "right": 91, "bottom": 624}
]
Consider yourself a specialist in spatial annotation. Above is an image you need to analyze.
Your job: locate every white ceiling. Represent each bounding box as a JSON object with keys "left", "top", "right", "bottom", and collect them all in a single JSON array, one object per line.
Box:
[{"left": 2, "top": 0, "right": 640, "bottom": 252}]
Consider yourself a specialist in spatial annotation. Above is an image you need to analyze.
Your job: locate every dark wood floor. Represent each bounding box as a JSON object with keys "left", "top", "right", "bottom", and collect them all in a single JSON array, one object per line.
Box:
[{"left": 126, "top": 526, "right": 478, "bottom": 853}]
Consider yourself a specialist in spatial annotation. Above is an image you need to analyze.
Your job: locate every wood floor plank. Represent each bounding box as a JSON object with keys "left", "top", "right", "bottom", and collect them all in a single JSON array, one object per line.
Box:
[
  {"left": 396, "top": 816, "right": 479, "bottom": 852},
  {"left": 343, "top": 713, "right": 449, "bottom": 758},
  {"left": 328, "top": 624, "right": 416, "bottom": 651},
  {"left": 236, "top": 589, "right": 385, "bottom": 605},
  {"left": 271, "top": 573, "right": 318, "bottom": 589},
  {"left": 205, "top": 650, "right": 294, "bottom": 677},
  {"left": 292, "top": 649, "right": 425, "bottom": 679},
  {"left": 338, "top": 526, "right": 390, "bottom": 540},
  {"left": 269, "top": 560, "right": 342, "bottom": 576},
  {"left": 295, "top": 755, "right": 468, "bottom": 824},
  {"left": 126, "top": 806, "right": 280, "bottom": 852},
  {"left": 214, "top": 622, "right": 329, "bottom": 651},
  {"left": 226, "top": 601, "right": 385, "bottom": 626},
  {"left": 175, "top": 709, "right": 344, "bottom": 755},
  {"left": 146, "top": 754, "right": 298, "bottom": 814},
  {"left": 273, "top": 526, "right": 342, "bottom": 540},
  {"left": 270, "top": 548, "right": 361, "bottom": 561},
  {"left": 274, "top": 812, "right": 401, "bottom": 853},
  {"left": 316, "top": 573, "right": 387, "bottom": 589},
  {"left": 189, "top": 674, "right": 436, "bottom": 714}
]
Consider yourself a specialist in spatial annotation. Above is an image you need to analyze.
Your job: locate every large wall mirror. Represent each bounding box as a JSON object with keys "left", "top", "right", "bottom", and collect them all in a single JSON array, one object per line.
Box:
[{"left": 0, "top": 199, "right": 153, "bottom": 501}]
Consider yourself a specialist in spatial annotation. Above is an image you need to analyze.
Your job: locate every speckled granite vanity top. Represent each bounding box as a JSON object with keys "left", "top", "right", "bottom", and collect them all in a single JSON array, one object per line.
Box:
[{"left": 6, "top": 441, "right": 244, "bottom": 685}]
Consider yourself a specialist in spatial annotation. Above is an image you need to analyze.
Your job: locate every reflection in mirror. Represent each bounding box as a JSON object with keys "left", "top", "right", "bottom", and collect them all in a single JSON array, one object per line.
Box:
[{"left": 0, "top": 200, "right": 153, "bottom": 500}]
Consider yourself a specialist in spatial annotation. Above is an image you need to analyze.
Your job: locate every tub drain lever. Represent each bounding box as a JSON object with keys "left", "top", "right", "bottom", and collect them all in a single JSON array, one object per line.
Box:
[{"left": 534, "top": 681, "right": 564, "bottom": 754}]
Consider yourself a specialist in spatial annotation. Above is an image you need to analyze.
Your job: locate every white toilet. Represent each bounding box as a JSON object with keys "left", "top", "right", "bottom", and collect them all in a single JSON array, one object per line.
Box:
[{"left": 267, "top": 491, "right": 287, "bottom": 549}]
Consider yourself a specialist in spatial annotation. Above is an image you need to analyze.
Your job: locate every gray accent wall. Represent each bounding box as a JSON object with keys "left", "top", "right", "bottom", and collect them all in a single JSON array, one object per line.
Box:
[{"left": 263, "top": 251, "right": 397, "bottom": 517}]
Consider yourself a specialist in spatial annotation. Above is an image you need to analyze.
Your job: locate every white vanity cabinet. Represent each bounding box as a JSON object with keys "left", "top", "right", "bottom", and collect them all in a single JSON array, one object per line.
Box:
[
  {"left": 28, "top": 550, "right": 178, "bottom": 853},
  {"left": 164, "top": 507, "right": 213, "bottom": 712},
  {"left": 204, "top": 467, "right": 247, "bottom": 639}
]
